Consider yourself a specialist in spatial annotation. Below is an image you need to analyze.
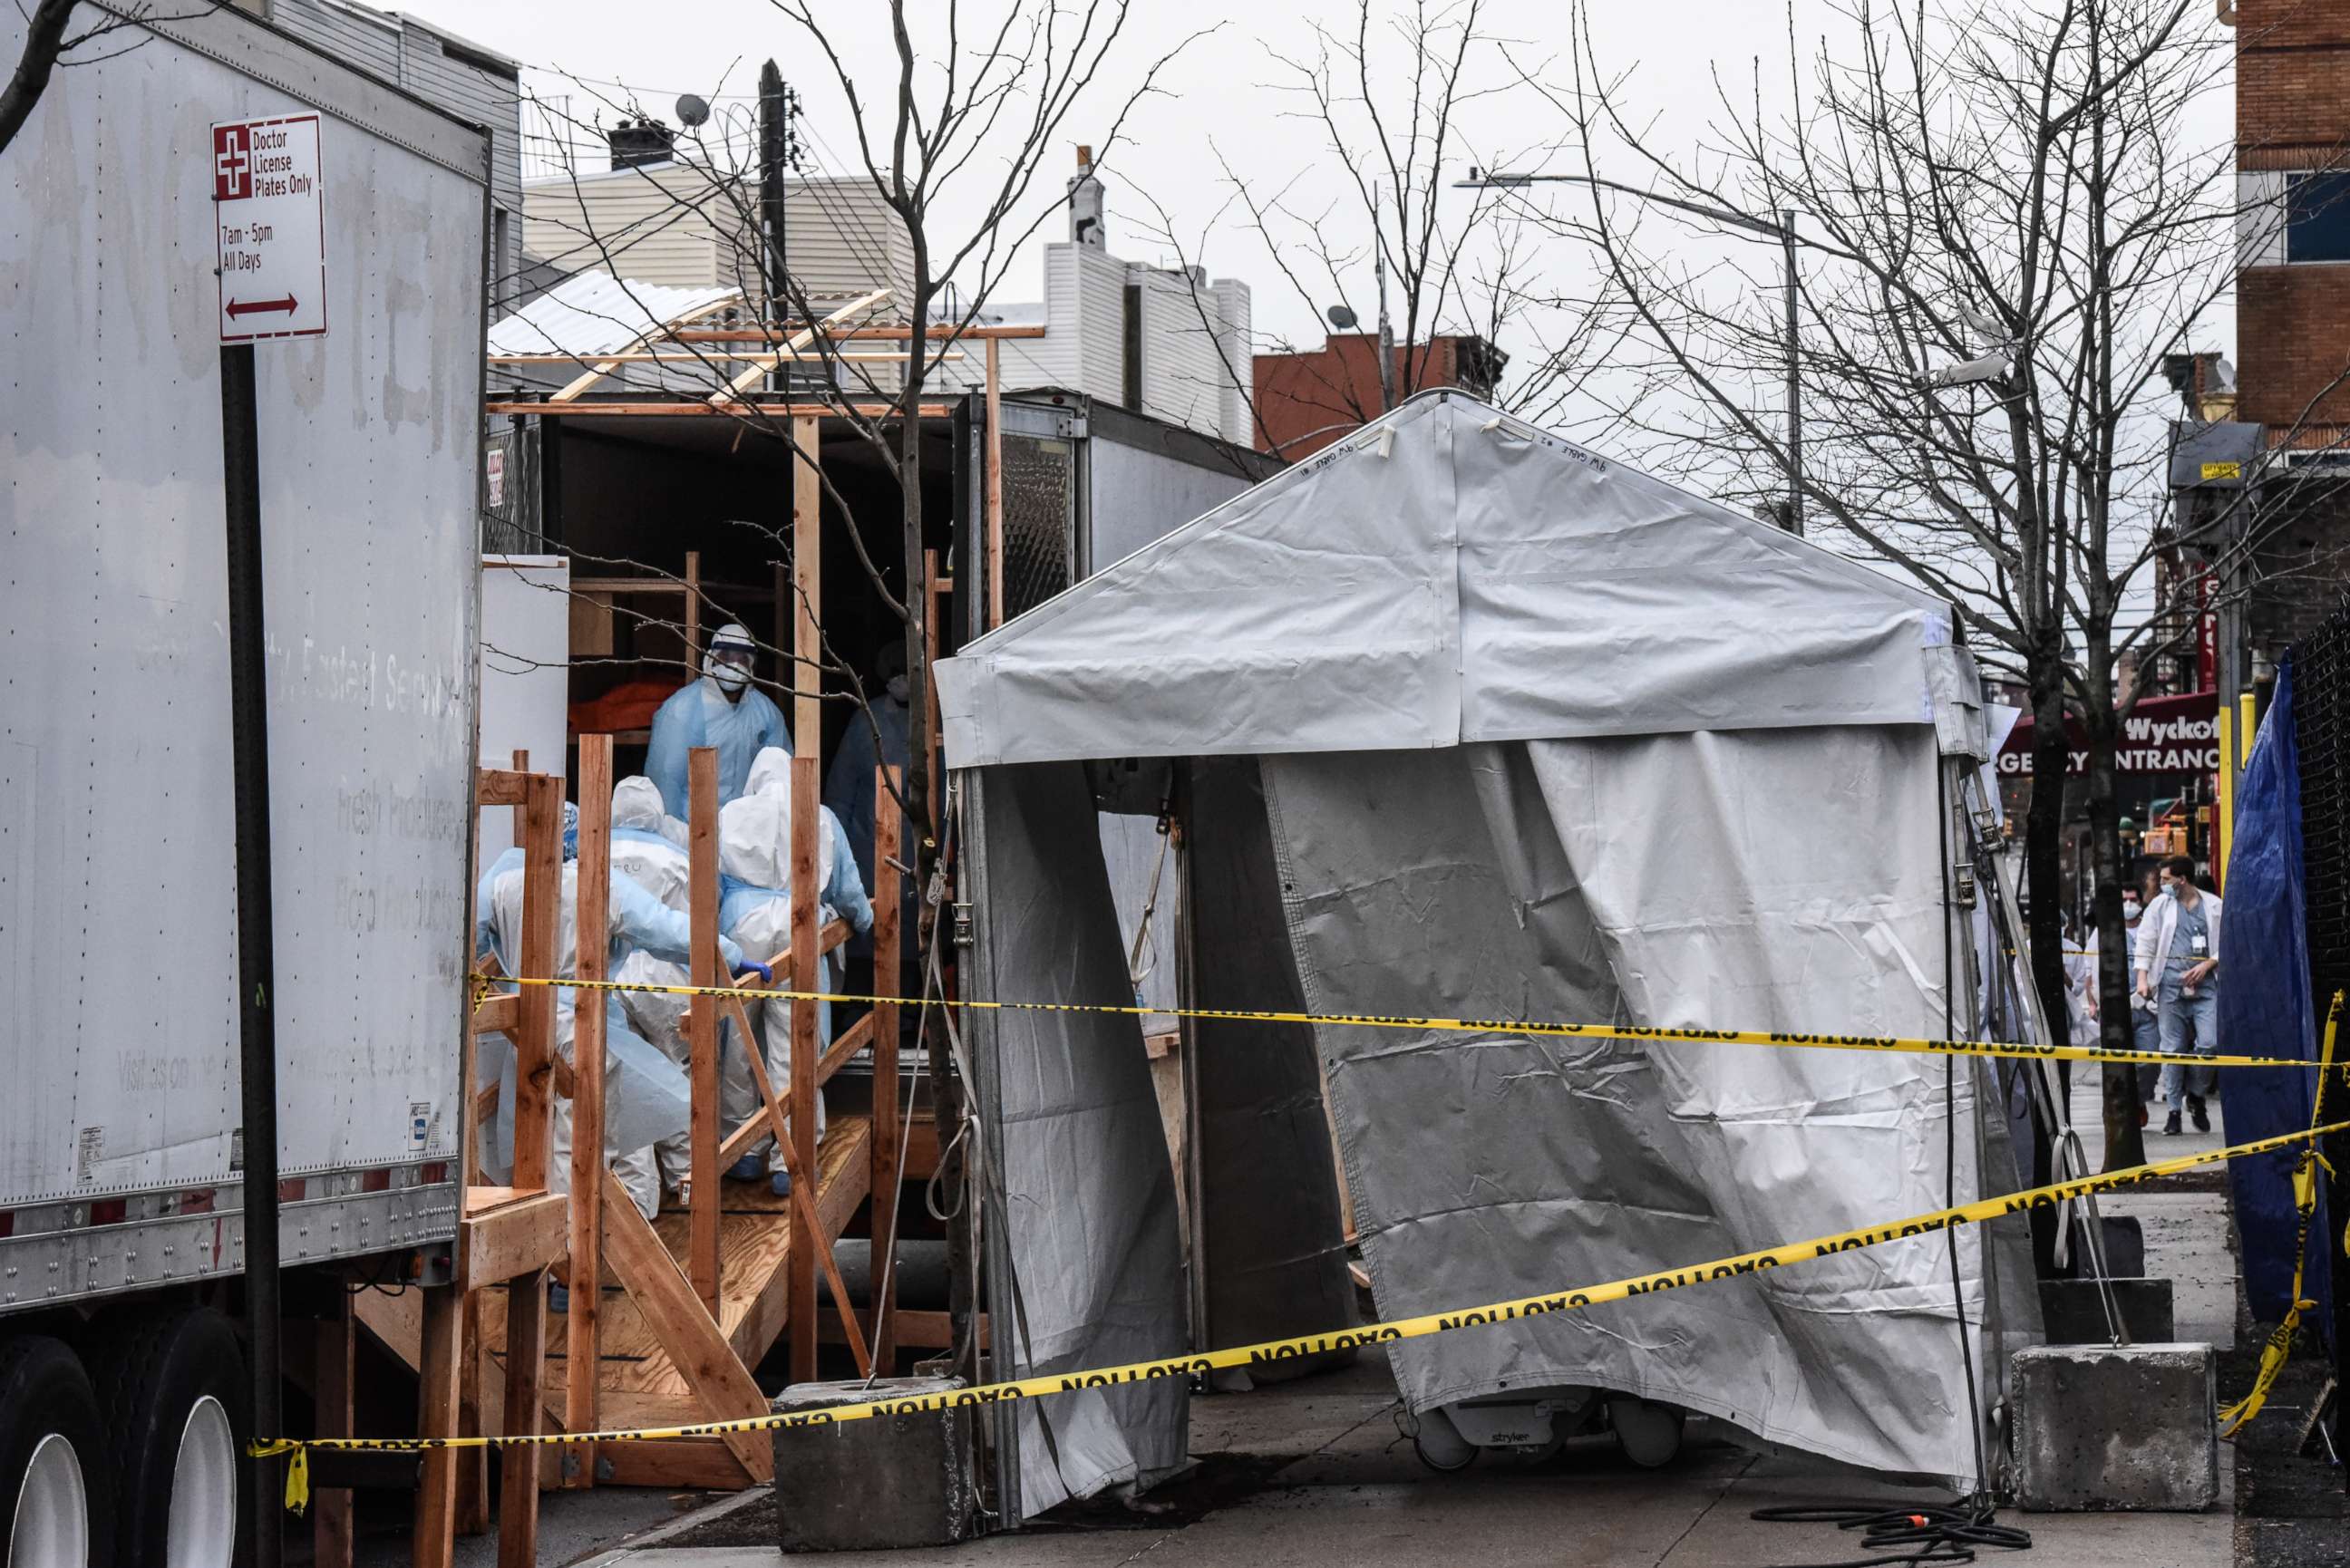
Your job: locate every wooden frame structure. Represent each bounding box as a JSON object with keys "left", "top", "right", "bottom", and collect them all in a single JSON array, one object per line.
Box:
[{"left": 368, "top": 509, "right": 908, "bottom": 1565}]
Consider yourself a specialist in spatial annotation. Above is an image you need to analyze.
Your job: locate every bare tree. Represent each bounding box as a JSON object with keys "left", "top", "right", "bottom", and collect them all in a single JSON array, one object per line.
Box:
[
  {"left": 1180, "top": 0, "right": 1604, "bottom": 453},
  {"left": 499, "top": 2, "right": 1200, "bottom": 1371},
  {"left": 1, "top": 2, "right": 207, "bottom": 155},
  {"left": 1491, "top": 0, "right": 2275, "bottom": 1170}
]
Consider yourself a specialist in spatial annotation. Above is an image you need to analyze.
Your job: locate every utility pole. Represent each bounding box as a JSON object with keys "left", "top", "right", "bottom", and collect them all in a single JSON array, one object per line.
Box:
[
  {"left": 758, "top": 61, "right": 801, "bottom": 392},
  {"left": 1373, "top": 180, "right": 1395, "bottom": 414}
]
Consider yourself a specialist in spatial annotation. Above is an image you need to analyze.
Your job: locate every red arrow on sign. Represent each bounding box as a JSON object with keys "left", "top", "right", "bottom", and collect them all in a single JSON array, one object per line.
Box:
[{"left": 226, "top": 295, "right": 298, "bottom": 318}]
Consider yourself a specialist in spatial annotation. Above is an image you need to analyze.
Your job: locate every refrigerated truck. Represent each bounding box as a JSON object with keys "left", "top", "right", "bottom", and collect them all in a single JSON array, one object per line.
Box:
[{"left": 1, "top": 5, "right": 487, "bottom": 1563}]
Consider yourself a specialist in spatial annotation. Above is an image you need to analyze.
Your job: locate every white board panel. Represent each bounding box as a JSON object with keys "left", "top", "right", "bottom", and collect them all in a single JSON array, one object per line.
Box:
[{"left": 479, "top": 556, "right": 572, "bottom": 854}]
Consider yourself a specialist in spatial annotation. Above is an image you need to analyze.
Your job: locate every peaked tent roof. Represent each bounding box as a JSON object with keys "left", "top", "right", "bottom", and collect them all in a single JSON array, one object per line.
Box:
[{"left": 937, "top": 393, "right": 1982, "bottom": 769}]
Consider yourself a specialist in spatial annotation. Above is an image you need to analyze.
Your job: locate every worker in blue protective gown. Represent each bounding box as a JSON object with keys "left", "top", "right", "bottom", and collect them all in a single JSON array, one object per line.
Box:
[
  {"left": 473, "top": 805, "right": 766, "bottom": 1252},
  {"left": 717, "top": 747, "right": 874, "bottom": 1195},
  {"left": 822, "top": 642, "right": 912, "bottom": 968},
  {"left": 645, "top": 622, "right": 789, "bottom": 818}
]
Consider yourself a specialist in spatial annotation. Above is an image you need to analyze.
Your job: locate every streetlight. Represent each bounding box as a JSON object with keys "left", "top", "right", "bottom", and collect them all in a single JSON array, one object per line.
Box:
[{"left": 1459, "top": 169, "right": 1803, "bottom": 535}]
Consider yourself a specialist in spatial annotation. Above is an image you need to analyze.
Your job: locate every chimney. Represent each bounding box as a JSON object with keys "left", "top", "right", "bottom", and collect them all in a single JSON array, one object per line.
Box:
[
  {"left": 1068, "top": 143, "right": 1106, "bottom": 249},
  {"left": 607, "top": 117, "right": 676, "bottom": 171}
]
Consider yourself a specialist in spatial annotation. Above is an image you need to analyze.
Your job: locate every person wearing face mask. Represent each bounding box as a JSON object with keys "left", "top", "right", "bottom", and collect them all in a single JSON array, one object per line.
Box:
[
  {"left": 646, "top": 622, "right": 790, "bottom": 819},
  {"left": 2134, "top": 854, "right": 2223, "bottom": 1135}
]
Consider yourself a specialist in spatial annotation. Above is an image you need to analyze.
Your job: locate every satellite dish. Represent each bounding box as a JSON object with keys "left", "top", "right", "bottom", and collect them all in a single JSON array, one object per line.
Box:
[
  {"left": 675, "top": 93, "right": 712, "bottom": 130},
  {"left": 1326, "top": 304, "right": 1358, "bottom": 330}
]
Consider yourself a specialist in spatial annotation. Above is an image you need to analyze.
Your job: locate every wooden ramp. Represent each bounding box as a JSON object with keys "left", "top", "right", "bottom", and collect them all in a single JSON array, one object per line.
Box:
[{"left": 473, "top": 1115, "right": 871, "bottom": 1422}]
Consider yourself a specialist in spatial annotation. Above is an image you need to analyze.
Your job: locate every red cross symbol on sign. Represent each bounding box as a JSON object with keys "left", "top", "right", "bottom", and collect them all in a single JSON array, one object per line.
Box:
[{"left": 212, "top": 124, "right": 249, "bottom": 201}]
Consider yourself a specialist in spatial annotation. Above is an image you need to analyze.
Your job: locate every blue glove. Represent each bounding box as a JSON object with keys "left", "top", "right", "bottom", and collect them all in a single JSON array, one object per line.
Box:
[{"left": 733, "top": 959, "right": 773, "bottom": 985}]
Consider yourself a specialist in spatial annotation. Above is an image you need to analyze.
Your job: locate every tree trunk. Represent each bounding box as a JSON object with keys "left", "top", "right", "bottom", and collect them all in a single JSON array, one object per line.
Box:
[
  {"left": 2025, "top": 655, "right": 2073, "bottom": 1050},
  {"left": 2022, "top": 649, "right": 2073, "bottom": 1277},
  {"left": 2079, "top": 696, "right": 2147, "bottom": 1173}
]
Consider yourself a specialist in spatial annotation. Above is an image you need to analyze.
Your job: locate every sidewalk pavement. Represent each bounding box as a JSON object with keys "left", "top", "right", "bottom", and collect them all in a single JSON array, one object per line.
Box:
[
  {"left": 572, "top": 1078, "right": 2245, "bottom": 1567},
  {"left": 590, "top": 1344, "right": 2233, "bottom": 1568}
]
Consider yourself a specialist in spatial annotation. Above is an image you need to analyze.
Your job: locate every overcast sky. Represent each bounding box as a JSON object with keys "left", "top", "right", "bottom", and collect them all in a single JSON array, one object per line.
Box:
[
  {"left": 396, "top": 3, "right": 1939, "bottom": 336},
  {"left": 401, "top": 0, "right": 2237, "bottom": 640}
]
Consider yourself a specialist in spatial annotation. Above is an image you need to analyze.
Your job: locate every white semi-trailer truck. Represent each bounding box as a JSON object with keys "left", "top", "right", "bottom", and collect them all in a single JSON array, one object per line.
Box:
[{"left": 1, "top": 5, "right": 486, "bottom": 1563}]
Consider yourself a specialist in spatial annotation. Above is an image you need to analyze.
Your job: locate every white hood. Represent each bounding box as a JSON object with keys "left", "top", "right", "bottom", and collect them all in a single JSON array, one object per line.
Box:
[
  {"left": 612, "top": 775, "right": 668, "bottom": 832},
  {"left": 720, "top": 746, "right": 833, "bottom": 894}
]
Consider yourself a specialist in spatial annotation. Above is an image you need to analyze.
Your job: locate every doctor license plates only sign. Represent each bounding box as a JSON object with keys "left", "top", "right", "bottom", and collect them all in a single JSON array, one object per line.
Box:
[{"left": 213, "top": 113, "right": 326, "bottom": 342}]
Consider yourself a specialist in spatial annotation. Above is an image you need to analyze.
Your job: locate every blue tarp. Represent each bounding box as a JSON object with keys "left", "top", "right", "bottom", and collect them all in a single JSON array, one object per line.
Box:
[{"left": 2217, "top": 659, "right": 2335, "bottom": 1347}]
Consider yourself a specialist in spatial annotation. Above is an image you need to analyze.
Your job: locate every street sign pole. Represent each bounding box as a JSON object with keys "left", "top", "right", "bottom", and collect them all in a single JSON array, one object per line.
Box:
[{"left": 213, "top": 110, "right": 326, "bottom": 1568}]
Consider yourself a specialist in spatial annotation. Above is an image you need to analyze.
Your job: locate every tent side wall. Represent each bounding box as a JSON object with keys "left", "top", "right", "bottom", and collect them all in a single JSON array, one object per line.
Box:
[
  {"left": 1258, "top": 731, "right": 2031, "bottom": 1484},
  {"left": 963, "top": 763, "right": 1189, "bottom": 1520}
]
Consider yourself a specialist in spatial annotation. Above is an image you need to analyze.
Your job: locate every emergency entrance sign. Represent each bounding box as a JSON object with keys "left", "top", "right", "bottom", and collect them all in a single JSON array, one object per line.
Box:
[{"left": 213, "top": 113, "right": 326, "bottom": 342}]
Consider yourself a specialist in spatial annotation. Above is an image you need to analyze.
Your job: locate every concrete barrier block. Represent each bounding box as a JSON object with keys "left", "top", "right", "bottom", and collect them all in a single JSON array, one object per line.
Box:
[
  {"left": 2008, "top": 1342, "right": 2218, "bottom": 1512},
  {"left": 772, "top": 1377, "right": 978, "bottom": 1552}
]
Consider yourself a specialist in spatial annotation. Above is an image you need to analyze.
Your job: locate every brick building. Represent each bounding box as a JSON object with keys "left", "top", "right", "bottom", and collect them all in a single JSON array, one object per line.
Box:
[
  {"left": 1251, "top": 333, "right": 1505, "bottom": 459},
  {"left": 2167, "top": 0, "right": 2350, "bottom": 714}
]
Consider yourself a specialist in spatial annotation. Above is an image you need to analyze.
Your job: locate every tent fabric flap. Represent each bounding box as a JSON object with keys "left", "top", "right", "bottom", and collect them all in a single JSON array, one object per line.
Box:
[
  {"left": 937, "top": 394, "right": 1977, "bottom": 769},
  {"left": 1260, "top": 735, "right": 2031, "bottom": 1486},
  {"left": 964, "top": 763, "right": 1189, "bottom": 1517}
]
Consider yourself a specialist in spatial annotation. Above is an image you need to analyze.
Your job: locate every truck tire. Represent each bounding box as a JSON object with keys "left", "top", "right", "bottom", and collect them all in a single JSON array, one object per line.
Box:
[
  {"left": 89, "top": 1308, "right": 248, "bottom": 1568},
  {"left": 0, "top": 1334, "right": 116, "bottom": 1568}
]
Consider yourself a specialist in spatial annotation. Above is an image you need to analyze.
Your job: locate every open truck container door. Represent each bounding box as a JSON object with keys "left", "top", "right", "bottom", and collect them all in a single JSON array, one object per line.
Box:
[{"left": 0, "top": 5, "right": 486, "bottom": 1562}]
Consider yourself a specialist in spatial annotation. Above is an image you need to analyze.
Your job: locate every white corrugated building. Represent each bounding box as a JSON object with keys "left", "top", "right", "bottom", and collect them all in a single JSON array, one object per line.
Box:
[{"left": 523, "top": 136, "right": 1253, "bottom": 447}]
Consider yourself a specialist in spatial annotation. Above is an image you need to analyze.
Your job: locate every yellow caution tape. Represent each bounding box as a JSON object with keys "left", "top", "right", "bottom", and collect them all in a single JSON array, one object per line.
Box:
[
  {"left": 2219, "top": 992, "right": 2345, "bottom": 1436},
  {"left": 248, "top": 1113, "right": 2350, "bottom": 1486},
  {"left": 475, "top": 972, "right": 2311, "bottom": 1070}
]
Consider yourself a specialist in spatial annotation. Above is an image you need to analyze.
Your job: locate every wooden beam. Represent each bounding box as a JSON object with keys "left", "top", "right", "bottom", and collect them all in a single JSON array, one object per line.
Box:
[
  {"left": 788, "top": 754, "right": 822, "bottom": 1384},
  {"left": 687, "top": 748, "right": 723, "bottom": 1315},
  {"left": 815, "top": 1011, "right": 875, "bottom": 1087},
  {"left": 490, "top": 349, "right": 960, "bottom": 364},
  {"left": 709, "top": 287, "right": 891, "bottom": 405},
  {"left": 476, "top": 769, "right": 529, "bottom": 808},
  {"left": 312, "top": 1293, "right": 355, "bottom": 1568},
  {"left": 512, "top": 776, "right": 562, "bottom": 1192},
  {"left": 482, "top": 401, "right": 957, "bottom": 419},
  {"left": 718, "top": 985, "right": 872, "bottom": 1377},
  {"left": 986, "top": 337, "right": 1005, "bottom": 631},
  {"left": 412, "top": 1285, "right": 464, "bottom": 1568},
  {"left": 568, "top": 734, "right": 612, "bottom": 1468},
  {"left": 683, "top": 552, "right": 701, "bottom": 682},
  {"left": 870, "top": 764, "right": 904, "bottom": 1367},
  {"left": 471, "top": 992, "right": 518, "bottom": 1038},
  {"left": 597, "top": 1167, "right": 775, "bottom": 1483},
  {"left": 454, "top": 1296, "right": 489, "bottom": 1537},
  {"left": 594, "top": 1437, "right": 753, "bottom": 1490},
  {"left": 549, "top": 292, "right": 743, "bottom": 402},
  {"left": 495, "top": 1272, "right": 547, "bottom": 1568},
  {"left": 671, "top": 323, "right": 1048, "bottom": 342},
  {"left": 461, "top": 1191, "right": 569, "bottom": 1289},
  {"left": 791, "top": 416, "right": 822, "bottom": 757}
]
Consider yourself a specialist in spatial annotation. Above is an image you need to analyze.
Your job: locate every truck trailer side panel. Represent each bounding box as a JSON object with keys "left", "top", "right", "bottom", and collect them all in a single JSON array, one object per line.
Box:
[{"left": 0, "top": 3, "right": 485, "bottom": 1306}]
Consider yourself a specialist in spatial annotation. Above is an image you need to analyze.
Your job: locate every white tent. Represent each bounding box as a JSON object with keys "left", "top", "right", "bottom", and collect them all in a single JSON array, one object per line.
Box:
[{"left": 937, "top": 392, "right": 2039, "bottom": 1520}]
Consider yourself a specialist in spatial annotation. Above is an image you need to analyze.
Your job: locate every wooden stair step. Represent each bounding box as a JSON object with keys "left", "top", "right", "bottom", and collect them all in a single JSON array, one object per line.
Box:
[{"left": 479, "top": 1115, "right": 872, "bottom": 1408}]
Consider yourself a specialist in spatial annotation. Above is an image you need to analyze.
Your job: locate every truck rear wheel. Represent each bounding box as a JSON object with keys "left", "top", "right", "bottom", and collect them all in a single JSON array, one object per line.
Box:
[
  {"left": 1, "top": 1335, "right": 115, "bottom": 1568},
  {"left": 90, "top": 1308, "right": 247, "bottom": 1568}
]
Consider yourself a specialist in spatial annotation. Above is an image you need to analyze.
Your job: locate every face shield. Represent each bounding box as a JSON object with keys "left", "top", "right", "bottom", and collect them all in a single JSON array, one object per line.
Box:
[{"left": 705, "top": 634, "right": 755, "bottom": 695}]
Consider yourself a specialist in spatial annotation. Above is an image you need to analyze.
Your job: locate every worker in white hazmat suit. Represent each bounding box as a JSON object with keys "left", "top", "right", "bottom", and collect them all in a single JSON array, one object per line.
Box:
[
  {"left": 605, "top": 774, "right": 726, "bottom": 1200},
  {"left": 718, "top": 747, "right": 873, "bottom": 1195},
  {"left": 474, "top": 806, "right": 765, "bottom": 1251},
  {"left": 645, "top": 622, "right": 788, "bottom": 819}
]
